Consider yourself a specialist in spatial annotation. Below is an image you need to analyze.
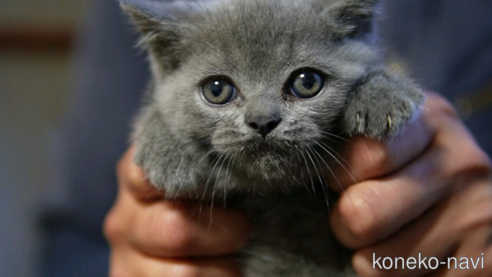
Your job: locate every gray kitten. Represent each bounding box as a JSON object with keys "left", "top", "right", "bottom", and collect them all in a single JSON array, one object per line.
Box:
[{"left": 120, "top": 0, "right": 424, "bottom": 276}]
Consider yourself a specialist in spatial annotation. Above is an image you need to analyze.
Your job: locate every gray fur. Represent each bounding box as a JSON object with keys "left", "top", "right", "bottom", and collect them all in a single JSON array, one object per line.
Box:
[{"left": 121, "top": 0, "right": 424, "bottom": 276}]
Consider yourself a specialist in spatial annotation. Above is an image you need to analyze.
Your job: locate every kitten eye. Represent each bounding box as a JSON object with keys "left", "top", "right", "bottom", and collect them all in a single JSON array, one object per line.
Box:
[
  {"left": 290, "top": 70, "right": 325, "bottom": 98},
  {"left": 201, "top": 78, "right": 237, "bottom": 105}
]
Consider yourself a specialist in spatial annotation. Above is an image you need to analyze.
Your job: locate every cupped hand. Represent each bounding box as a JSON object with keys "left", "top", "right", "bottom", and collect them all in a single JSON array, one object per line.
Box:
[
  {"left": 330, "top": 92, "right": 492, "bottom": 276},
  {"left": 103, "top": 145, "right": 252, "bottom": 277}
]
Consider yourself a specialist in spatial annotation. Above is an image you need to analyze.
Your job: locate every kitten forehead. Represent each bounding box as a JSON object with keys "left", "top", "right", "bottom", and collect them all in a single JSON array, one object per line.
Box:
[{"left": 181, "top": 0, "right": 360, "bottom": 79}]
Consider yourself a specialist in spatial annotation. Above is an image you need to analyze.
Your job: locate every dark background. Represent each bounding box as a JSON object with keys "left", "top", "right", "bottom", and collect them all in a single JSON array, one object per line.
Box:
[{"left": 0, "top": 1, "right": 89, "bottom": 276}]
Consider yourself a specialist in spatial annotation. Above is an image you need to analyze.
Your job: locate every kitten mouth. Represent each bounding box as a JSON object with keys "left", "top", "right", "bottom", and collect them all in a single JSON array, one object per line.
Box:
[
  {"left": 243, "top": 139, "right": 294, "bottom": 158},
  {"left": 256, "top": 143, "right": 271, "bottom": 153},
  {"left": 249, "top": 138, "right": 281, "bottom": 153}
]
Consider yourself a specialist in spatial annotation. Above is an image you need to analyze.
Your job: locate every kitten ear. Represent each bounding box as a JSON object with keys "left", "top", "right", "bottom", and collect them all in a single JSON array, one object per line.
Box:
[
  {"left": 120, "top": 0, "right": 163, "bottom": 33},
  {"left": 120, "top": 0, "right": 189, "bottom": 71},
  {"left": 326, "top": 0, "right": 380, "bottom": 39}
]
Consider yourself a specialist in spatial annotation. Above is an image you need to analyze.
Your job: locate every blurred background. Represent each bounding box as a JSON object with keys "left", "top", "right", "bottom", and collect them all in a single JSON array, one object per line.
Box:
[{"left": 0, "top": 1, "right": 91, "bottom": 276}]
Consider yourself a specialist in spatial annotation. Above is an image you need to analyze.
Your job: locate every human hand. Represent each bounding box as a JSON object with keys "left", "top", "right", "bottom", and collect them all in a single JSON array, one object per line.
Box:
[
  {"left": 103, "top": 145, "right": 252, "bottom": 277},
  {"left": 329, "top": 92, "right": 492, "bottom": 276}
]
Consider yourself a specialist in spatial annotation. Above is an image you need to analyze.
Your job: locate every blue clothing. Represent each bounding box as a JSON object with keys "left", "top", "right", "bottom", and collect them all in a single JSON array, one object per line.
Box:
[
  {"left": 380, "top": 0, "right": 492, "bottom": 153},
  {"left": 40, "top": 1, "right": 492, "bottom": 276}
]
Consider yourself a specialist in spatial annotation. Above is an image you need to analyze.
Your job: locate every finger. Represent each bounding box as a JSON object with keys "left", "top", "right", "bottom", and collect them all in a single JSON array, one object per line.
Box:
[
  {"left": 352, "top": 201, "right": 457, "bottom": 277},
  {"left": 130, "top": 199, "right": 252, "bottom": 258},
  {"left": 352, "top": 179, "right": 492, "bottom": 277},
  {"left": 331, "top": 140, "right": 451, "bottom": 249},
  {"left": 331, "top": 94, "right": 489, "bottom": 248},
  {"left": 110, "top": 244, "right": 241, "bottom": 277},
  {"left": 116, "top": 144, "right": 165, "bottom": 201},
  {"left": 436, "top": 224, "right": 492, "bottom": 277},
  {"left": 327, "top": 107, "right": 434, "bottom": 192},
  {"left": 105, "top": 185, "right": 252, "bottom": 258}
]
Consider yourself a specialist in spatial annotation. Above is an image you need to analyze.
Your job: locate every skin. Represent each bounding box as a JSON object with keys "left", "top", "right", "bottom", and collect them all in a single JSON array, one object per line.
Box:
[{"left": 104, "top": 92, "right": 492, "bottom": 277}]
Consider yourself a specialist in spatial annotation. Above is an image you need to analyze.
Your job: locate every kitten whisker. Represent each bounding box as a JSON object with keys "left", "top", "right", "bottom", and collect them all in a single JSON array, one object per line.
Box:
[
  {"left": 194, "top": 137, "right": 212, "bottom": 145},
  {"left": 309, "top": 146, "right": 332, "bottom": 209},
  {"left": 297, "top": 146, "right": 315, "bottom": 195},
  {"left": 195, "top": 149, "right": 214, "bottom": 167},
  {"left": 209, "top": 153, "right": 229, "bottom": 231},
  {"left": 310, "top": 142, "right": 345, "bottom": 194},
  {"left": 195, "top": 132, "right": 210, "bottom": 140},
  {"left": 315, "top": 141, "right": 359, "bottom": 213},
  {"left": 293, "top": 149, "right": 311, "bottom": 193},
  {"left": 319, "top": 131, "right": 351, "bottom": 143},
  {"left": 317, "top": 141, "right": 359, "bottom": 184},
  {"left": 200, "top": 154, "right": 224, "bottom": 216},
  {"left": 306, "top": 146, "right": 324, "bottom": 191},
  {"left": 172, "top": 187, "right": 180, "bottom": 201},
  {"left": 214, "top": 153, "right": 228, "bottom": 195},
  {"left": 223, "top": 152, "right": 236, "bottom": 207},
  {"left": 295, "top": 148, "right": 310, "bottom": 188}
]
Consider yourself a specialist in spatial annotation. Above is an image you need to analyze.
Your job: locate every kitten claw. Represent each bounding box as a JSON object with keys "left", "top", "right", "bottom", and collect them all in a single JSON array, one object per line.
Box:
[{"left": 343, "top": 70, "right": 424, "bottom": 138}]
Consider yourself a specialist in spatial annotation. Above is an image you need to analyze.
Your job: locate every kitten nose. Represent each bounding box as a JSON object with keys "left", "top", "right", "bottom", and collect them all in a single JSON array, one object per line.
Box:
[{"left": 247, "top": 116, "right": 282, "bottom": 138}]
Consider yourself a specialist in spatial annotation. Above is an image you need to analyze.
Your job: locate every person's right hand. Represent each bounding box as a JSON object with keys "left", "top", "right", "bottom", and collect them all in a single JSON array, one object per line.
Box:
[{"left": 103, "top": 145, "right": 252, "bottom": 277}]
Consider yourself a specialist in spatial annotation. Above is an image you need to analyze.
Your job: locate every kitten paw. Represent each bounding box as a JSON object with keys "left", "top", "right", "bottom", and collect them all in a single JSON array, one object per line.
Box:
[{"left": 343, "top": 70, "right": 424, "bottom": 138}]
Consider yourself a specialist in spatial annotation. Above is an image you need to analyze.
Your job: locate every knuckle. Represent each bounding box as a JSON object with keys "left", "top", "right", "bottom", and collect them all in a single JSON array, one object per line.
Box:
[
  {"left": 116, "top": 148, "right": 135, "bottom": 183},
  {"left": 453, "top": 144, "right": 492, "bottom": 180},
  {"left": 109, "top": 265, "right": 130, "bottom": 277},
  {"left": 451, "top": 178, "right": 492, "bottom": 234},
  {"left": 104, "top": 209, "right": 124, "bottom": 244},
  {"left": 371, "top": 147, "right": 392, "bottom": 175},
  {"left": 352, "top": 251, "right": 388, "bottom": 277},
  {"left": 354, "top": 265, "right": 385, "bottom": 277},
  {"left": 170, "top": 264, "right": 204, "bottom": 277},
  {"left": 426, "top": 92, "right": 460, "bottom": 120},
  {"left": 358, "top": 139, "right": 392, "bottom": 178},
  {"left": 152, "top": 208, "right": 198, "bottom": 255},
  {"left": 338, "top": 187, "right": 383, "bottom": 242},
  {"left": 467, "top": 197, "right": 492, "bottom": 228},
  {"left": 108, "top": 250, "right": 133, "bottom": 277},
  {"left": 116, "top": 156, "right": 127, "bottom": 179}
]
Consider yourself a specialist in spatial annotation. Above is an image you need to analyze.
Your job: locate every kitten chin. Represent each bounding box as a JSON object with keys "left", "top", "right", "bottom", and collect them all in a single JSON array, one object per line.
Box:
[{"left": 211, "top": 129, "right": 329, "bottom": 190}]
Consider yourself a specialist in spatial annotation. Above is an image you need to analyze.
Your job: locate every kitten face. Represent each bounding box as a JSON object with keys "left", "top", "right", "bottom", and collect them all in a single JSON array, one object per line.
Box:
[{"left": 139, "top": 0, "right": 381, "bottom": 184}]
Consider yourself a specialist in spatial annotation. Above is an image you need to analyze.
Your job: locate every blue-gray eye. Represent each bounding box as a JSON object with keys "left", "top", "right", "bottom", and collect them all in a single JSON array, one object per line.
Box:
[
  {"left": 202, "top": 78, "right": 236, "bottom": 105},
  {"left": 290, "top": 70, "right": 325, "bottom": 98}
]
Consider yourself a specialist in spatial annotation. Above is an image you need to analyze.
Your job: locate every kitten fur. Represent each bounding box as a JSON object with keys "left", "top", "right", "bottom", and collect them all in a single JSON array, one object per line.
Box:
[{"left": 120, "top": 0, "right": 424, "bottom": 276}]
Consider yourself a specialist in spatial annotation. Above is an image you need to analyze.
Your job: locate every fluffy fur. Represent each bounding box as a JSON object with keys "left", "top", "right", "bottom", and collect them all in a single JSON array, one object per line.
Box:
[{"left": 120, "top": 0, "right": 424, "bottom": 276}]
